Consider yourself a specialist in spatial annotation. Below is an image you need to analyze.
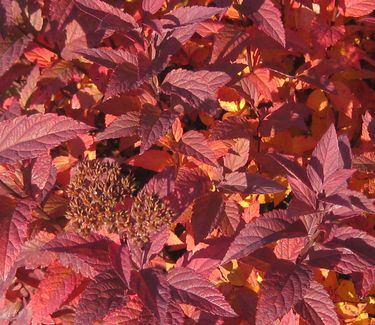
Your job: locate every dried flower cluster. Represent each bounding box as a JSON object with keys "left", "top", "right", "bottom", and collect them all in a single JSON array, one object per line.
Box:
[
  {"left": 66, "top": 159, "right": 136, "bottom": 235},
  {"left": 66, "top": 159, "right": 173, "bottom": 243},
  {"left": 128, "top": 191, "right": 174, "bottom": 244}
]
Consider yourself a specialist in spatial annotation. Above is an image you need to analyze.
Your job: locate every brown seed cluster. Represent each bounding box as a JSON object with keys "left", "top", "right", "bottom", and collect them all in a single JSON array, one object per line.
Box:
[
  {"left": 128, "top": 191, "right": 174, "bottom": 244},
  {"left": 66, "top": 159, "right": 136, "bottom": 235},
  {"left": 66, "top": 159, "right": 173, "bottom": 243}
]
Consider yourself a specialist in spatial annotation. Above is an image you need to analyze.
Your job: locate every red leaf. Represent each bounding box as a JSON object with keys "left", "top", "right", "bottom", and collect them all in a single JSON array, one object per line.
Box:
[
  {"left": 139, "top": 105, "right": 178, "bottom": 154},
  {"left": 192, "top": 192, "right": 224, "bottom": 243},
  {"left": 238, "top": 0, "right": 285, "bottom": 47},
  {"left": 142, "top": 0, "right": 164, "bottom": 14},
  {"left": 274, "top": 237, "right": 306, "bottom": 262},
  {"left": 161, "top": 69, "right": 231, "bottom": 114},
  {"left": 43, "top": 232, "right": 113, "bottom": 278},
  {"left": 294, "top": 280, "right": 340, "bottom": 325},
  {"left": 96, "top": 111, "right": 140, "bottom": 141},
  {"left": 219, "top": 171, "right": 285, "bottom": 194},
  {"left": 167, "top": 267, "right": 237, "bottom": 317},
  {"left": 222, "top": 210, "right": 305, "bottom": 264},
  {"left": 0, "top": 33, "right": 32, "bottom": 78},
  {"left": 75, "top": 270, "right": 126, "bottom": 325},
  {"left": 75, "top": 0, "right": 137, "bottom": 33},
  {"left": 0, "top": 199, "right": 35, "bottom": 281},
  {"left": 103, "top": 295, "right": 155, "bottom": 325},
  {"left": 29, "top": 263, "right": 85, "bottom": 324},
  {"left": 256, "top": 261, "right": 312, "bottom": 325},
  {"left": 0, "top": 113, "right": 92, "bottom": 164},
  {"left": 175, "top": 131, "right": 218, "bottom": 167},
  {"left": 161, "top": 6, "right": 226, "bottom": 28},
  {"left": 125, "top": 150, "right": 174, "bottom": 172}
]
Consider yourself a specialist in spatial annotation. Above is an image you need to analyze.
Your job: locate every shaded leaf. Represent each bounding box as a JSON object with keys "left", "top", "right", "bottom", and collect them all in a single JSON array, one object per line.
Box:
[
  {"left": 192, "top": 192, "right": 224, "bottom": 243},
  {"left": 294, "top": 280, "right": 340, "bottom": 325},
  {"left": 75, "top": 270, "right": 126, "bottom": 325},
  {"left": 130, "top": 268, "right": 171, "bottom": 323},
  {"left": 161, "top": 6, "right": 225, "bottom": 28},
  {"left": 0, "top": 33, "right": 32, "bottom": 78},
  {"left": 139, "top": 105, "right": 178, "bottom": 154},
  {"left": 210, "top": 116, "right": 253, "bottom": 140},
  {"left": 256, "top": 261, "right": 312, "bottom": 324},
  {"left": 0, "top": 113, "right": 92, "bottom": 164},
  {"left": 219, "top": 171, "right": 285, "bottom": 194}
]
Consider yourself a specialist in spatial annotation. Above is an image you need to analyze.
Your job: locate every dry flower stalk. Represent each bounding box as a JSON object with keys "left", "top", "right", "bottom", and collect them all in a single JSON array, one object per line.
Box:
[{"left": 66, "top": 159, "right": 173, "bottom": 243}]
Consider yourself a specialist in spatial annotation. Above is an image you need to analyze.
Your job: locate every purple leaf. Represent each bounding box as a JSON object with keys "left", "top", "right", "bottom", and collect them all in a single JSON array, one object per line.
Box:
[
  {"left": 142, "top": 226, "right": 170, "bottom": 265},
  {"left": 222, "top": 210, "right": 306, "bottom": 264},
  {"left": 294, "top": 280, "right": 340, "bottom": 325},
  {"left": 167, "top": 267, "right": 237, "bottom": 317},
  {"left": 178, "top": 237, "right": 232, "bottom": 277},
  {"left": 130, "top": 268, "right": 171, "bottom": 323},
  {"left": 306, "top": 124, "right": 344, "bottom": 193},
  {"left": 238, "top": 0, "right": 285, "bottom": 47},
  {"left": 223, "top": 138, "right": 250, "bottom": 172},
  {"left": 96, "top": 111, "right": 140, "bottom": 141},
  {"left": 0, "top": 113, "right": 92, "bottom": 164},
  {"left": 109, "top": 243, "right": 133, "bottom": 286},
  {"left": 308, "top": 245, "right": 373, "bottom": 275},
  {"left": 43, "top": 232, "right": 113, "bottom": 278},
  {"left": 210, "top": 115, "right": 253, "bottom": 140},
  {"left": 192, "top": 192, "right": 224, "bottom": 243},
  {"left": 75, "top": 0, "right": 138, "bottom": 33},
  {"left": 161, "top": 69, "right": 231, "bottom": 114},
  {"left": 161, "top": 6, "right": 226, "bottom": 28},
  {"left": 324, "top": 225, "right": 375, "bottom": 265},
  {"left": 256, "top": 261, "right": 312, "bottom": 324},
  {"left": 219, "top": 171, "right": 285, "bottom": 194},
  {"left": 142, "top": 0, "right": 164, "bottom": 15},
  {"left": 270, "top": 153, "right": 316, "bottom": 208},
  {"left": 75, "top": 270, "right": 126, "bottom": 325},
  {"left": 139, "top": 105, "right": 178, "bottom": 154},
  {"left": 0, "top": 33, "right": 32, "bottom": 78},
  {"left": 0, "top": 199, "right": 35, "bottom": 281},
  {"left": 175, "top": 130, "right": 218, "bottom": 167}
]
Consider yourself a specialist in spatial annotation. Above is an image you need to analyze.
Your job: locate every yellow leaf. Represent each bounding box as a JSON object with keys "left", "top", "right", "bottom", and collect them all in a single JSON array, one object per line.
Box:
[{"left": 336, "top": 280, "right": 359, "bottom": 303}]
